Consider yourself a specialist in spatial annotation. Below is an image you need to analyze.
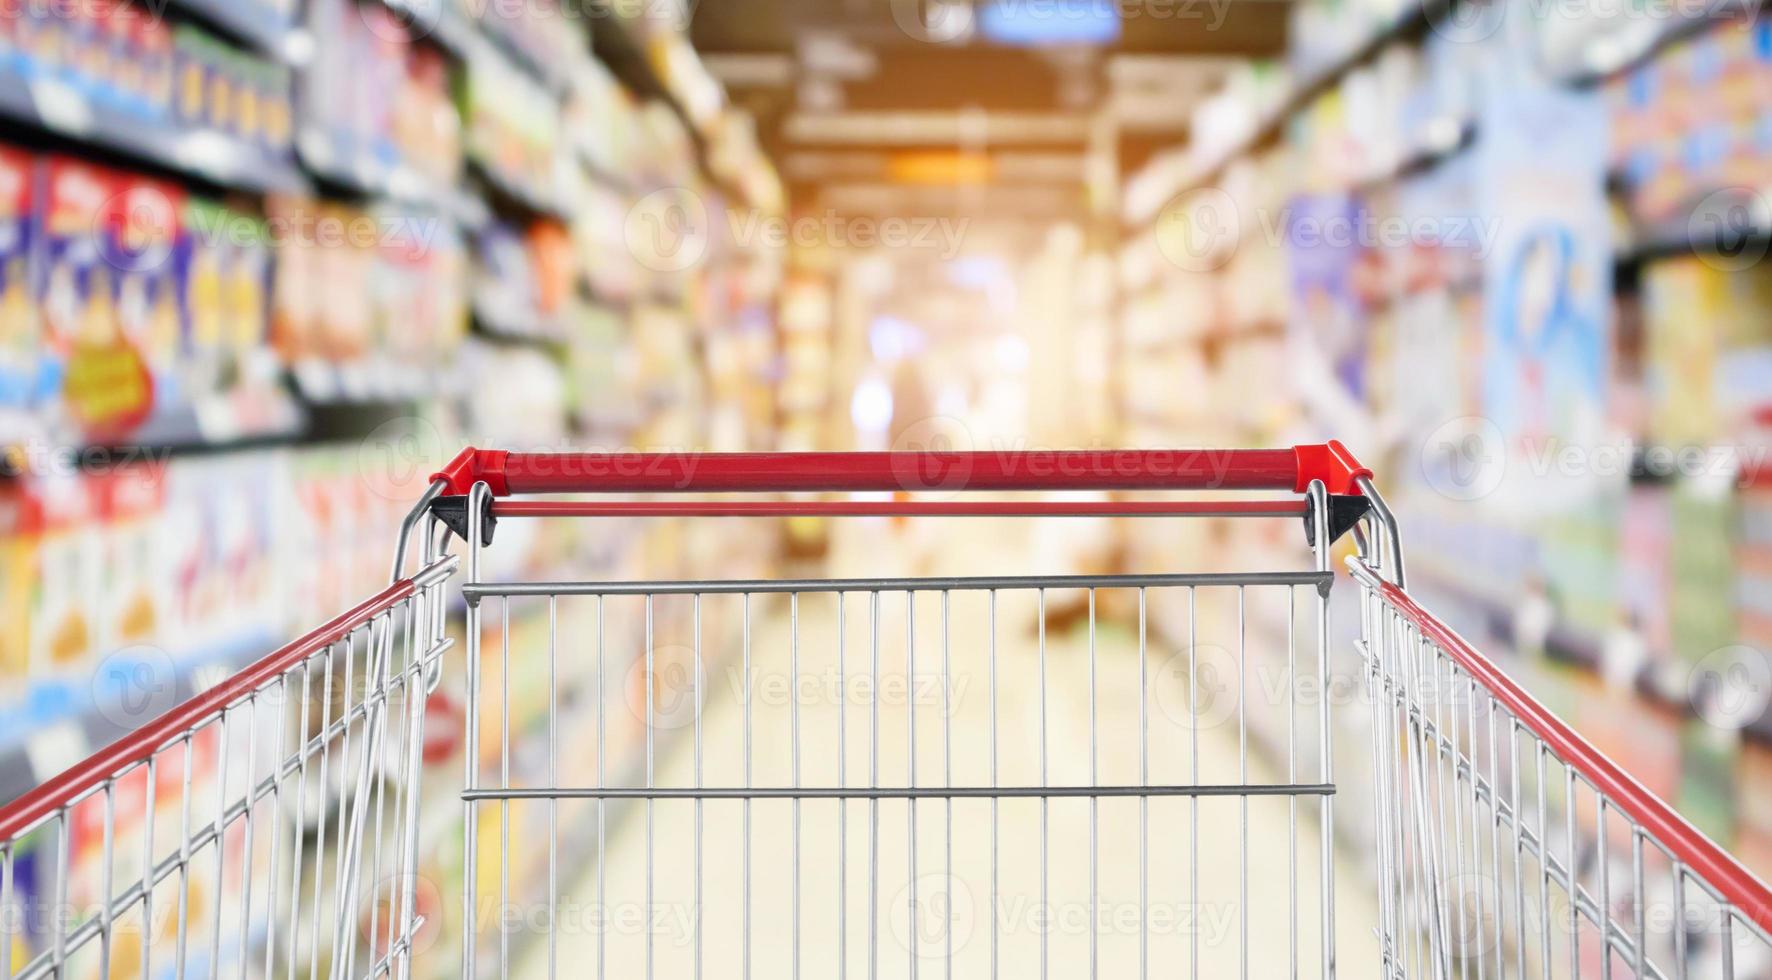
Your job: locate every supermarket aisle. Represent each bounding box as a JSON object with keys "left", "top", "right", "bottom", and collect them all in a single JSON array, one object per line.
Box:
[{"left": 516, "top": 520, "right": 1380, "bottom": 979}]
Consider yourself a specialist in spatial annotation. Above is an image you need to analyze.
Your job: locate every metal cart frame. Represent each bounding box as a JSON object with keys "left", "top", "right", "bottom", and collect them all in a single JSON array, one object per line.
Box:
[{"left": 1, "top": 442, "right": 1767, "bottom": 979}]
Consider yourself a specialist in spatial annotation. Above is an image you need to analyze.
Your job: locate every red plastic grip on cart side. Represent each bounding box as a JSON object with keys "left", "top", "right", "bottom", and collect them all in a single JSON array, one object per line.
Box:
[
  {"left": 1292, "top": 441, "right": 1372, "bottom": 495},
  {"left": 430, "top": 447, "right": 509, "bottom": 496}
]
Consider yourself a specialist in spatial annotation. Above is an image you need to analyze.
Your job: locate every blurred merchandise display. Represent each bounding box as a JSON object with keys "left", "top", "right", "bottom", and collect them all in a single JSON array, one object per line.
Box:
[
  {"left": 565, "top": 56, "right": 642, "bottom": 184},
  {"left": 172, "top": 23, "right": 294, "bottom": 151},
  {"left": 1122, "top": 0, "right": 1772, "bottom": 876},
  {"left": 1287, "top": 0, "right": 1414, "bottom": 83},
  {"left": 0, "top": 10, "right": 784, "bottom": 972},
  {"left": 0, "top": 146, "right": 299, "bottom": 447},
  {"left": 301, "top": 0, "right": 462, "bottom": 190},
  {"left": 1609, "top": 15, "right": 1772, "bottom": 228},
  {"left": 0, "top": 3, "right": 292, "bottom": 154},
  {"left": 464, "top": 41, "right": 564, "bottom": 209},
  {"left": 0, "top": 445, "right": 405, "bottom": 728},
  {"left": 469, "top": 0, "right": 578, "bottom": 89},
  {"left": 470, "top": 218, "right": 574, "bottom": 339},
  {"left": 268, "top": 193, "right": 470, "bottom": 393}
]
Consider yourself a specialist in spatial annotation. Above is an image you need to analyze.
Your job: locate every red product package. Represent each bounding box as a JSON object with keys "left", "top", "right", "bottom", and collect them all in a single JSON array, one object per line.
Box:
[
  {"left": 104, "top": 173, "right": 184, "bottom": 370},
  {"left": 96, "top": 462, "right": 169, "bottom": 651},
  {"left": 39, "top": 157, "right": 119, "bottom": 351},
  {"left": 42, "top": 158, "right": 159, "bottom": 439},
  {"left": 0, "top": 146, "right": 39, "bottom": 407}
]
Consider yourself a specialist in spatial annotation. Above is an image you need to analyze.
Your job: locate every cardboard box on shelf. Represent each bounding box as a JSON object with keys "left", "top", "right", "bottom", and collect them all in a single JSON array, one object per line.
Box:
[{"left": 0, "top": 145, "right": 38, "bottom": 410}]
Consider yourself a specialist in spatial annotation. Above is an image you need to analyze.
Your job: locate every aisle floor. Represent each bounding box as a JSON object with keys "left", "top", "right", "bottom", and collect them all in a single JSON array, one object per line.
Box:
[{"left": 513, "top": 520, "right": 1380, "bottom": 978}]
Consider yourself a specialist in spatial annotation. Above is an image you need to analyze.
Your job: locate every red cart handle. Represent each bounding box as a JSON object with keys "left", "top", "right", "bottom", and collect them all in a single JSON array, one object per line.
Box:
[{"left": 430, "top": 442, "right": 1372, "bottom": 497}]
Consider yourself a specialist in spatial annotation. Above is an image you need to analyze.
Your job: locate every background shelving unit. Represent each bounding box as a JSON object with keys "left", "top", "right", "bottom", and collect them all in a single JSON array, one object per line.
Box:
[
  {"left": 0, "top": 0, "right": 784, "bottom": 976},
  {"left": 1119, "top": 0, "right": 1772, "bottom": 874}
]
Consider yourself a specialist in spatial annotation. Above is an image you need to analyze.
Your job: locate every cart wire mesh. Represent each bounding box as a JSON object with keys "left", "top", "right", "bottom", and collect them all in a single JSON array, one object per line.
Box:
[
  {"left": 0, "top": 556, "right": 455, "bottom": 980},
  {"left": 1352, "top": 559, "right": 1772, "bottom": 979}
]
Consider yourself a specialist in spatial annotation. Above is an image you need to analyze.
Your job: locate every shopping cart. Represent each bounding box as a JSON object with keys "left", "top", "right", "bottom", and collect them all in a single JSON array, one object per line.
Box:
[{"left": 0, "top": 443, "right": 1767, "bottom": 979}]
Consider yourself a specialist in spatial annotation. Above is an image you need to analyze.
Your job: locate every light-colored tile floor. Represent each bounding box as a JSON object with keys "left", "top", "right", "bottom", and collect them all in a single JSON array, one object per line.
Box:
[{"left": 517, "top": 520, "right": 1380, "bottom": 978}]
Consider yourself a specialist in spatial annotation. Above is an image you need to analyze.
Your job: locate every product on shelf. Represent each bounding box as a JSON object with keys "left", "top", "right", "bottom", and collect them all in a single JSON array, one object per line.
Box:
[
  {"left": 181, "top": 199, "right": 266, "bottom": 364},
  {"left": 269, "top": 194, "right": 468, "bottom": 375},
  {"left": 303, "top": 0, "right": 462, "bottom": 186},
  {"left": 28, "top": 471, "right": 97, "bottom": 678},
  {"left": 566, "top": 300, "right": 637, "bottom": 434},
  {"left": 568, "top": 177, "right": 639, "bottom": 303},
  {"left": 464, "top": 43, "right": 561, "bottom": 201},
  {"left": 529, "top": 219, "right": 574, "bottom": 320},
  {"left": 472, "top": 220, "right": 538, "bottom": 334},
  {"left": 1, "top": 3, "right": 290, "bottom": 148},
  {"left": 174, "top": 24, "right": 294, "bottom": 150},
  {"left": 471, "top": 0, "right": 577, "bottom": 85},
  {"left": 11, "top": 146, "right": 298, "bottom": 444},
  {"left": 1642, "top": 257, "right": 1772, "bottom": 448},
  {"left": 0, "top": 146, "right": 39, "bottom": 411},
  {"left": 565, "top": 56, "right": 640, "bottom": 180},
  {"left": 39, "top": 157, "right": 156, "bottom": 440},
  {"left": 1609, "top": 15, "right": 1772, "bottom": 225}
]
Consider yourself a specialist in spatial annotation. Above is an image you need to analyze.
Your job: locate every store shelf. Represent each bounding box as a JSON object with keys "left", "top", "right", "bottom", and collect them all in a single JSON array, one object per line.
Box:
[
  {"left": 0, "top": 71, "right": 308, "bottom": 194},
  {"left": 0, "top": 628, "right": 283, "bottom": 789},
  {"left": 1348, "top": 118, "right": 1478, "bottom": 196},
  {"left": 578, "top": 277, "right": 636, "bottom": 313},
  {"left": 289, "top": 358, "right": 441, "bottom": 406},
  {"left": 588, "top": 11, "right": 742, "bottom": 202},
  {"left": 469, "top": 156, "right": 569, "bottom": 222},
  {"left": 1616, "top": 205, "right": 1772, "bottom": 267},
  {"left": 575, "top": 150, "right": 639, "bottom": 196},
  {"left": 1567, "top": 0, "right": 1763, "bottom": 85},
  {"left": 167, "top": 0, "right": 308, "bottom": 64},
  {"left": 471, "top": 299, "right": 571, "bottom": 348},
  {"left": 1131, "top": 0, "right": 1449, "bottom": 227},
  {"left": 1411, "top": 559, "right": 1772, "bottom": 745},
  {"left": 377, "top": 0, "right": 479, "bottom": 61},
  {"left": 476, "top": 21, "right": 575, "bottom": 97},
  {"left": 297, "top": 126, "right": 490, "bottom": 227}
]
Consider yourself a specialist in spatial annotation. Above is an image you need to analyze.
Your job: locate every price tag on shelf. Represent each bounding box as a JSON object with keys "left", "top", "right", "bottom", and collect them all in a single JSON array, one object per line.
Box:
[
  {"left": 173, "top": 131, "right": 242, "bottom": 184},
  {"left": 29, "top": 78, "right": 95, "bottom": 138}
]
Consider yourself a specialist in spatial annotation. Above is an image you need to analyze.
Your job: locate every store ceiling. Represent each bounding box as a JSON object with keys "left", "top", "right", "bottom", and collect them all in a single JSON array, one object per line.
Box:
[
  {"left": 687, "top": 0, "right": 1286, "bottom": 214},
  {"left": 687, "top": 0, "right": 1289, "bottom": 59}
]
